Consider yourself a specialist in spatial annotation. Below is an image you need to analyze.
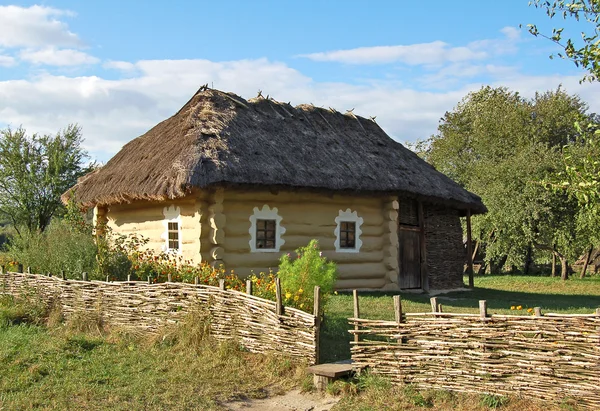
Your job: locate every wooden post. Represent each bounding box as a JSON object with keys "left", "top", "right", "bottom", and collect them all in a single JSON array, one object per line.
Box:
[
  {"left": 61, "top": 270, "right": 65, "bottom": 280},
  {"left": 394, "top": 295, "right": 403, "bottom": 323},
  {"left": 534, "top": 307, "right": 542, "bottom": 317},
  {"left": 479, "top": 300, "right": 488, "bottom": 319},
  {"left": 275, "top": 278, "right": 283, "bottom": 315},
  {"left": 418, "top": 201, "right": 429, "bottom": 291},
  {"left": 437, "top": 304, "right": 443, "bottom": 313},
  {"left": 219, "top": 278, "right": 226, "bottom": 290},
  {"left": 17, "top": 264, "right": 23, "bottom": 273},
  {"left": 314, "top": 286, "right": 321, "bottom": 365},
  {"left": 127, "top": 274, "right": 132, "bottom": 282},
  {"left": 194, "top": 276, "right": 199, "bottom": 285},
  {"left": 246, "top": 279, "right": 253, "bottom": 295},
  {"left": 106, "top": 275, "right": 110, "bottom": 283},
  {"left": 0, "top": 265, "right": 4, "bottom": 274},
  {"left": 26, "top": 266, "right": 31, "bottom": 274},
  {"left": 167, "top": 273, "right": 172, "bottom": 283},
  {"left": 82, "top": 272, "right": 88, "bottom": 281},
  {"left": 466, "top": 209, "right": 474, "bottom": 288},
  {"left": 430, "top": 297, "right": 438, "bottom": 313},
  {"left": 147, "top": 276, "right": 151, "bottom": 284},
  {"left": 353, "top": 290, "right": 360, "bottom": 344},
  {"left": 595, "top": 308, "right": 600, "bottom": 316}
]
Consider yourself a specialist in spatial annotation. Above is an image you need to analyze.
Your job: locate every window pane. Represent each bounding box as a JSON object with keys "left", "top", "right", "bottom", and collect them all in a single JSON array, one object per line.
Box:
[
  {"left": 265, "top": 240, "right": 275, "bottom": 249},
  {"left": 168, "top": 232, "right": 178, "bottom": 240},
  {"left": 168, "top": 222, "right": 178, "bottom": 231},
  {"left": 266, "top": 220, "right": 276, "bottom": 230},
  {"left": 257, "top": 220, "right": 266, "bottom": 230}
]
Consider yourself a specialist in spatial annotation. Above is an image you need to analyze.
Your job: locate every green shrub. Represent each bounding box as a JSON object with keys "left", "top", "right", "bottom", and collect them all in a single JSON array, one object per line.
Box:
[
  {"left": 6, "top": 219, "right": 98, "bottom": 278},
  {"left": 278, "top": 239, "right": 337, "bottom": 312}
]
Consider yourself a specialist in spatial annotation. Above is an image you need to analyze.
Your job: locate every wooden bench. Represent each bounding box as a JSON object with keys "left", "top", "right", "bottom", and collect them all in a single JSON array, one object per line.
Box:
[{"left": 307, "top": 362, "right": 355, "bottom": 391}]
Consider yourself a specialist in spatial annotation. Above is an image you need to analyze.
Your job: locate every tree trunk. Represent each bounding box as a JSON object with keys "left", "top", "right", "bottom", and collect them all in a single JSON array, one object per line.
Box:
[
  {"left": 524, "top": 244, "right": 533, "bottom": 275},
  {"left": 551, "top": 244, "right": 557, "bottom": 277},
  {"left": 472, "top": 240, "right": 480, "bottom": 262},
  {"left": 491, "top": 255, "right": 508, "bottom": 274},
  {"left": 580, "top": 245, "right": 593, "bottom": 279},
  {"left": 560, "top": 255, "right": 569, "bottom": 281}
]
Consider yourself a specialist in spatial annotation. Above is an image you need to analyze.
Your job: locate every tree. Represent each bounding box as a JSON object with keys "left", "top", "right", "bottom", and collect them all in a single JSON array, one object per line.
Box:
[
  {"left": 527, "top": 0, "right": 600, "bottom": 82},
  {"left": 424, "top": 86, "right": 591, "bottom": 278},
  {"left": 0, "top": 125, "right": 91, "bottom": 235}
]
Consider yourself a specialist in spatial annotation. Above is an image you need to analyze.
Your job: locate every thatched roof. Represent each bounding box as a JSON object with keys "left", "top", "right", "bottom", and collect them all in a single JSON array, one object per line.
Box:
[{"left": 65, "top": 87, "right": 486, "bottom": 214}]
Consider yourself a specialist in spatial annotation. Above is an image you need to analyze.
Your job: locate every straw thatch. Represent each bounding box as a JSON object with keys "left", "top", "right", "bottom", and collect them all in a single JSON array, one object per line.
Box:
[{"left": 65, "top": 87, "right": 485, "bottom": 213}]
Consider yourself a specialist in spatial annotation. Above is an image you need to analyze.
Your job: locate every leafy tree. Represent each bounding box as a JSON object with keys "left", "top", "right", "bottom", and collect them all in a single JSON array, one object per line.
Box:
[
  {"left": 425, "top": 86, "right": 591, "bottom": 278},
  {"left": 527, "top": 0, "right": 600, "bottom": 82},
  {"left": 0, "top": 125, "right": 91, "bottom": 235}
]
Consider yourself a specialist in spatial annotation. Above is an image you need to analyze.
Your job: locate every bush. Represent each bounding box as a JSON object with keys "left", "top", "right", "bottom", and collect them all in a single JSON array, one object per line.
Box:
[
  {"left": 6, "top": 219, "right": 98, "bottom": 278},
  {"left": 278, "top": 239, "right": 337, "bottom": 312}
]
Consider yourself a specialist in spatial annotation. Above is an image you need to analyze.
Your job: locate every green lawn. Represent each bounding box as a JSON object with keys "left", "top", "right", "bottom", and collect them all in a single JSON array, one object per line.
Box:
[{"left": 320, "top": 274, "right": 600, "bottom": 363}]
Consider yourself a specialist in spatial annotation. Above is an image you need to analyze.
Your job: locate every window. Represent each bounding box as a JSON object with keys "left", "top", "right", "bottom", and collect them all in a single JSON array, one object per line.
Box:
[
  {"left": 162, "top": 204, "right": 182, "bottom": 253},
  {"left": 168, "top": 222, "right": 180, "bottom": 250},
  {"left": 334, "top": 209, "right": 363, "bottom": 253},
  {"left": 249, "top": 205, "right": 286, "bottom": 252},
  {"left": 399, "top": 199, "right": 419, "bottom": 226},
  {"left": 339, "top": 221, "right": 356, "bottom": 249},
  {"left": 256, "top": 219, "right": 276, "bottom": 249}
]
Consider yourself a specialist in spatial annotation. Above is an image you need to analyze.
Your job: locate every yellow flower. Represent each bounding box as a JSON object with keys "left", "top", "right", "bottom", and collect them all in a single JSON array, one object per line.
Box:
[
  {"left": 285, "top": 292, "right": 292, "bottom": 299},
  {"left": 527, "top": 308, "right": 533, "bottom": 313},
  {"left": 298, "top": 288, "right": 304, "bottom": 294},
  {"left": 517, "top": 305, "right": 522, "bottom": 310},
  {"left": 300, "top": 303, "right": 304, "bottom": 308},
  {"left": 334, "top": 291, "right": 338, "bottom": 295},
  {"left": 294, "top": 295, "right": 299, "bottom": 301},
  {"left": 510, "top": 306, "right": 516, "bottom": 310}
]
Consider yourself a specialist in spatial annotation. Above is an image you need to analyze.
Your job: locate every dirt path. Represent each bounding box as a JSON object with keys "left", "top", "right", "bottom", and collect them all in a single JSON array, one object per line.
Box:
[{"left": 223, "top": 389, "right": 339, "bottom": 411}]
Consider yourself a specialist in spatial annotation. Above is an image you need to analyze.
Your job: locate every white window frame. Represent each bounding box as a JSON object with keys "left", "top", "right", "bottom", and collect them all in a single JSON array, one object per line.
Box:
[
  {"left": 162, "top": 205, "right": 182, "bottom": 253},
  {"left": 334, "top": 208, "right": 363, "bottom": 253},
  {"left": 249, "top": 205, "right": 285, "bottom": 252}
]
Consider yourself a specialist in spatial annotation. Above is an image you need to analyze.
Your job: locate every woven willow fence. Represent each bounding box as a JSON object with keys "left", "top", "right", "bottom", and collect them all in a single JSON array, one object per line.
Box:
[
  {"left": 0, "top": 270, "right": 320, "bottom": 364},
  {"left": 349, "top": 293, "right": 600, "bottom": 409}
]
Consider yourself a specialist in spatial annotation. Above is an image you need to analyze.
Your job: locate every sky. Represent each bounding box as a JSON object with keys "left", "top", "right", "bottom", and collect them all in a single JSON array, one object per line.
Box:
[{"left": 1, "top": 0, "right": 600, "bottom": 163}]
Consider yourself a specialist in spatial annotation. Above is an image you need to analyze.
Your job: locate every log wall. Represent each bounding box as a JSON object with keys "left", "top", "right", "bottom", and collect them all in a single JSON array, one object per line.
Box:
[
  {"left": 0, "top": 271, "right": 318, "bottom": 364},
  {"left": 349, "top": 301, "right": 600, "bottom": 409},
  {"left": 221, "top": 189, "right": 392, "bottom": 290}
]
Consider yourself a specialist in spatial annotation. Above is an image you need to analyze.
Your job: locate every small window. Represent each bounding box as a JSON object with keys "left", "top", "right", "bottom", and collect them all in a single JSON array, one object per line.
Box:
[
  {"left": 256, "top": 219, "right": 276, "bottom": 249},
  {"left": 339, "top": 221, "right": 356, "bottom": 249},
  {"left": 168, "top": 221, "right": 180, "bottom": 250}
]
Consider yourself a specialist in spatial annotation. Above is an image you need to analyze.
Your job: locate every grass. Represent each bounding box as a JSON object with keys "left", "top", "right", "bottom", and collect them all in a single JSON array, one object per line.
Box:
[
  {"left": 0, "top": 297, "right": 306, "bottom": 410},
  {"left": 320, "top": 274, "right": 600, "bottom": 363}
]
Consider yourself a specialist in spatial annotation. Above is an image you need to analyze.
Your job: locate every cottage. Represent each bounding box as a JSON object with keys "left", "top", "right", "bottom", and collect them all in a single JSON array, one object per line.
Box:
[{"left": 66, "top": 87, "right": 486, "bottom": 291}]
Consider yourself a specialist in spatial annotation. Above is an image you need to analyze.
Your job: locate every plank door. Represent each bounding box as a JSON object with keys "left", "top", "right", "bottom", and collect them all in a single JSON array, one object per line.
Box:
[{"left": 399, "top": 228, "right": 421, "bottom": 289}]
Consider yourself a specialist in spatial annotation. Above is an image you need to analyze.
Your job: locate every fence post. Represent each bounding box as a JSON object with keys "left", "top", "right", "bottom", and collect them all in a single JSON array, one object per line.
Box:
[
  {"left": 394, "top": 295, "right": 403, "bottom": 323},
  {"left": 127, "top": 274, "right": 132, "bottom": 282},
  {"left": 219, "top": 279, "right": 226, "bottom": 290},
  {"left": 595, "top": 308, "right": 600, "bottom": 316},
  {"left": 0, "top": 265, "right": 4, "bottom": 274},
  {"left": 430, "top": 297, "right": 438, "bottom": 313},
  {"left": 353, "top": 290, "right": 360, "bottom": 344},
  {"left": 479, "top": 300, "right": 488, "bottom": 319},
  {"left": 26, "top": 266, "right": 31, "bottom": 274},
  {"left": 147, "top": 276, "right": 151, "bottom": 284},
  {"left": 106, "top": 275, "right": 110, "bottom": 283},
  {"left": 61, "top": 270, "right": 66, "bottom": 280},
  {"left": 246, "top": 279, "right": 253, "bottom": 295},
  {"left": 167, "top": 273, "right": 172, "bottom": 283},
  {"left": 314, "top": 286, "right": 321, "bottom": 365},
  {"left": 275, "top": 278, "right": 283, "bottom": 315},
  {"left": 194, "top": 276, "right": 199, "bottom": 285},
  {"left": 534, "top": 307, "right": 542, "bottom": 317},
  {"left": 82, "top": 272, "right": 88, "bottom": 281},
  {"left": 437, "top": 303, "right": 443, "bottom": 313},
  {"left": 17, "top": 264, "right": 23, "bottom": 273}
]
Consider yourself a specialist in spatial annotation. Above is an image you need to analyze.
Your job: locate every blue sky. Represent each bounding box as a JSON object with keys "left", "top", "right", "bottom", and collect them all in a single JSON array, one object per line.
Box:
[{"left": 1, "top": 1, "right": 599, "bottom": 162}]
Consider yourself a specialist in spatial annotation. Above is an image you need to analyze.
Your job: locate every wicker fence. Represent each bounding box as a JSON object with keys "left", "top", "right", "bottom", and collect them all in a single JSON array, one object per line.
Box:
[
  {"left": 0, "top": 269, "right": 320, "bottom": 364},
  {"left": 349, "top": 293, "right": 600, "bottom": 409}
]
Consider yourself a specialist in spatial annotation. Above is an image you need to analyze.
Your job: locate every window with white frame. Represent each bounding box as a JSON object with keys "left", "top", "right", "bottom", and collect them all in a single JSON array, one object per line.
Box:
[
  {"left": 163, "top": 205, "right": 182, "bottom": 253},
  {"left": 249, "top": 205, "right": 285, "bottom": 252},
  {"left": 334, "top": 209, "right": 363, "bottom": 253}
]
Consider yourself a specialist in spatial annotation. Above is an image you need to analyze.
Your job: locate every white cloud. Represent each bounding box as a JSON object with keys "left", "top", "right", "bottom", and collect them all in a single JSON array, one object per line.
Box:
[
  {"left": 19, "top": 47, "right": 99, "bottom": 66},
  {"left": 299, "top": 27, "right": 521, "bottom": 66},
  {"left": 0, "top": 55, "right": 16, "bottom": 67},
  {"left": 1, "top": 58, "right": 598, "bottom": 163},
  {"left": 0, "top": 5, "right": 81, "bottom": 49},
  {"left": 103, "top": 61, "right": 137, "bottom": 71}
]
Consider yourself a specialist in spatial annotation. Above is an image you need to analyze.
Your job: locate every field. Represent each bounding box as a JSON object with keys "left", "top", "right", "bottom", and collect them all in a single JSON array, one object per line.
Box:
[{"left": 1, "top": 274, "right": 598, "bottom": 410}]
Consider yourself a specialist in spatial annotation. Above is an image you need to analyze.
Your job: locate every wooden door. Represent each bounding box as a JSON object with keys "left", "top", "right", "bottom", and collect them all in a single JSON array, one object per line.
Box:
[{"left": 399, "top": 228, "right": 421, "bottom": 289}]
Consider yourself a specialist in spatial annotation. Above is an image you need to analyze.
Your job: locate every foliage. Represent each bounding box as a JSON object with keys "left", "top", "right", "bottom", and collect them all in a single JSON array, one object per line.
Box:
[
  {"left": 0, "top": 125, "right": 92, "bottom": 235},
  {"left": 527, "top": 0, "right": 600, "bottom": 82},
  {"left": 424, "top": 86, "right": 592, "bottom": 275},
  {"left": 278, "top": 240, "right": 337, "bottom": 312},
  {"left": 5, "top": 218, "right": 98, "bottom": 278}
]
